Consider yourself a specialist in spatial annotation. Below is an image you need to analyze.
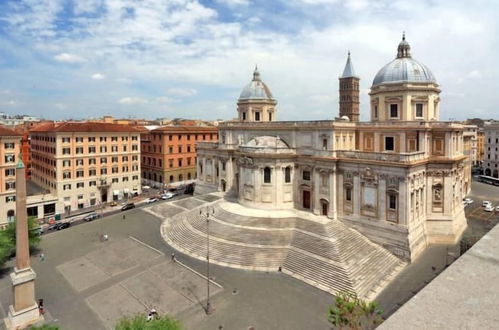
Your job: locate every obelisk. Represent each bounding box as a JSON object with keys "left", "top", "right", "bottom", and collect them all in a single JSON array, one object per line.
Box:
[{"left": 4, "top": 156, "right": 43, "bottom": 329}]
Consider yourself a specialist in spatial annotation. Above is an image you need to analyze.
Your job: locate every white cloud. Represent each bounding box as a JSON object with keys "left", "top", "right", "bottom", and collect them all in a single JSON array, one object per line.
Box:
[
  {"left": 54, "top": 53, "right": 87, "bottom": 63},
  {"left": 467, "top": 70, "right": 482, "bottom": 79},
  {"left": 167, "top": 88, "right": 197, "bottom": 97},
  {"left": 91, "top": 73, "right": 105, "bottom": 80},
  {"left": 118, "top": 97, "right": 148, "bottom": 105}
]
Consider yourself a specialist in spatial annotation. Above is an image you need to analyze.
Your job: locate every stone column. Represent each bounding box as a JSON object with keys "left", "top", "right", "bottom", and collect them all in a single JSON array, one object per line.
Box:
[
  {"left": 379, "top": 178, "right": 387, "bottom": 221},
  {"left": 313, "top": 169, "right": 321, "bottom": 215},
  {"left": 354, "top": 174, "right": 361, "bottom": 216},
  {"left": 5, "top": 158, "right": 43, "bottom": 329},
  {"left": 328, "top": 170, "right": 336, "bottom": 219}
]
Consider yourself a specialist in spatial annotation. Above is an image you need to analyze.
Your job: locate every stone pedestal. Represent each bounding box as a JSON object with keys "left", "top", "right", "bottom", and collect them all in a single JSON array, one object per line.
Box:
[{"left": 4, "top": 267, "right": 43, "bottom": 329}]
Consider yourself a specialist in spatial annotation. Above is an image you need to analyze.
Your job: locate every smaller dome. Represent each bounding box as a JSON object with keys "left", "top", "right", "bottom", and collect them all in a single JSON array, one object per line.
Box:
[{"left": 239, "top": 66, "right": 275, "bottom": 101}]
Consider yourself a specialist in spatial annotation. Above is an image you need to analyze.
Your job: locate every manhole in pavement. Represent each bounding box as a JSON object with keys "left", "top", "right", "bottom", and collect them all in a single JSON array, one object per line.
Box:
[{"left": 232, "top": 289, "right": 238, "bottom": 295}]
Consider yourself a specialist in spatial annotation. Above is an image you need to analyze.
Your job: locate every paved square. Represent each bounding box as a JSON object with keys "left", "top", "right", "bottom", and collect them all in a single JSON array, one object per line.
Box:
[
  {"left": 195, "top": 194, "right": 222, "bottom": 202},
  {"left": 148, "top": 203, "right": 185, "bottom": 218},
  {"left": 173, "top": 198, "right": 206, "bottom": 210},
  {"left": 57, "top": 257, "right": 111, "bottom": 292},
  {"left": 86, "top": 284, "right": 146, "bottom": 330}
]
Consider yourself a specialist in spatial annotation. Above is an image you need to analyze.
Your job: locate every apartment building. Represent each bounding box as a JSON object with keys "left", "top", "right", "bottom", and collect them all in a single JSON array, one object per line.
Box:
[
  {"left": 30, "top": 122, "right": 143, "bottom": 214},
  {"left": 141, "top": 126, "right": 218, "bottom": 187},
  {"left": 0, "top": 125, "right": 22, "bottom": 228},
  {"left": 483, "top": 122, "right": 499, "bottom": 177}
]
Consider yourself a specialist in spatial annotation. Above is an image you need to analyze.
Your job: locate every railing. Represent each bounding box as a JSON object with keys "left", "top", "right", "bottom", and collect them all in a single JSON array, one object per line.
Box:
[{"left": 336, "top": 150, "right": 426, "bottom": 163}]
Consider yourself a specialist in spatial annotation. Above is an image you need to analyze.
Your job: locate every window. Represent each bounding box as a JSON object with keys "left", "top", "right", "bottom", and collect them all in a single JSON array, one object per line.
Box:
[
  {"left": 302, "top": 170, "right": 310, "bottom": 181},
  {"left": 4, "top": 143, "right": 14, "bottom": 149},
  {"left": 178, "top": 146, "right": 182, "bottom": 153},
  {"left": 132, "top": 155, "right": 138, "bottom": 161},
  {"left": 269, "top": 112, "right": 272, "bottom": 121},
  {"left": 77, "top": 194, "right": 83, "bottom": 199},
  {"left": 221, "top": 161, "right": 225, "bottom": 171},
  {"left": 132, "top": 144, "right": 138, "bottom": 151},
  {"left": 76, "top": 159, "right": 84, "bottom": 166},
  {"left": 122, "top": 166, "right": 129, "bottom": 172},
  {"left": 390, "top": 104, "right": 398, "bottom": 118},
  {"left": 122, "top": 156, "right": 128, "bottom": 162},
  {"left": 415, "top": 103, "right": 423, "bottom": 118},
  {"left": 178, "top": 159, "right": 183, "bottom": 167},
  {"left": 76, "top": 170, "right": 84, "bottom": 177},
  {"left": 132, "top": 135, "right": 138, "bottom": 141},
  {"left": 89, "top": 181, "right": 97, "bottom": 186},
  {"left": 285, "top": 167, "right": 291, "bottom": 183},
  {"left": 77, "top": 182, "right": 84, "bottom": 188},
  {"left": 322, "top": 138, "right": 328, "bottom": 150},
  {"left": 374, "top": 105, "right": 378, "bottom": 118},
  {"left": 169, "top": 146, "right": 173, "bottom": 153},
  {"left": 122, "top": 176, "right": 129, "bottom": 182},
  {"left": 76, "top": 137, "right": 83, "bottom": 143},
  {"left": 100, "top": 157, "right": 107, "bottom": 164},
  {"left": 4, "top": 154, "right": 15, "bottom": 163},
  {"left": 5, "top": 181, "right": 15, "bottom": 190},
  {"left": 100, "top": 146, "right": 107, "bottom": 153},
  {"left": 111, "top": 146, "right": 118, "bottom": 152},
  {"left": 63, "top": 160, "right": 71, "bottom": 167},
  {"left": 123, "top": 145, "right": 127, "bottom": 152},
  {"left": 121, "top": 136, "right": 128, "bottom": 141},
  {"left": 112, "top": 156, "right": 118, "bottom": 163},
  {"left": 63, "top": 171, "right": 71, "bottom": 179},
  {"left": 89, "top": 169, "right": 96, "bottom": 176},
  {"left": 385, "top": 137, "right": 394, "bottom": 151},
  {"left": 100, "top": 136, "right": 107, "bottom": 142},
  {"left": 89, "top": 158, "right": 96, "bottom": 165},
  {"left": 111, "top": 136, "right": 118, "bottom": 142},
  {"left": 345, "top": 187, "right": 352, "bottom": 201},
  {"left": 133, "top": 175, "right": 139, "bottom": 180},
  {"left": 242, "top": 112, "right": 246, "bottom": 120},
  {"left": 7, "top": 210, "right": 15, "bottom": 222},
  {"left": 5, "top": 168, "right": 15, "bottom": 176},
  {"left": 88, "top": 137, "right": 96, "bottom": 142},
  {"left": 255, "top": 112, "right": 260, "bottom": 121},
  {"left": 88, "top": 146, "right": 96, "bottom": 153},
  {"left": 6, "top": 196, "right": 15, "bottom": 203},
  {"left": 62, "top": 147, "right": 71, "bottom": 155},
  {"left": 112, "top": 178, "right": 119, "bottom": 183},
  {"left": 187, "top": 146, "right": 191, "bottom": 152},
  {"left": 62, "top": 137, "right": 71, "bottom": 143},
  {"left": 63, "top": 184, "right": 71, "bottom": 190},
  {"left": 112, "top": 167, "right": 119, "bottom": 174},
  {"left": 168, "top": 135, "right": 172, "bottom": 141},
  {"left": 76, "top": 147, "right": 84, "bottom": 154},
  {"left": 389, "top": 194, "right": 397, "bottom": 210},
  {"left": 169, "top": 159, "right": 173, "bottom": 167},
  {"left": 101, "top": 168, "right": 107, "bottom": 175}
]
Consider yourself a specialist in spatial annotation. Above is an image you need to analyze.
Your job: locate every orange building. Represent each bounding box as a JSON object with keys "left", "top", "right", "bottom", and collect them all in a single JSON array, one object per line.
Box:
[{"left": 141, "top": 126, "right": 218, "bottom": 187}]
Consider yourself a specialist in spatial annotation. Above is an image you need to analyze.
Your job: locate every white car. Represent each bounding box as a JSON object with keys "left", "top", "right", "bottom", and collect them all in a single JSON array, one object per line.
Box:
[
  {"left": 464, "top": 198, "right": 473, "bottom": 205},
  {"left": 495, "top": 206, "right": 499, "bottom": 212},
  {"left": 146, "top": 197, "right": 158, "bottom": 204},
  {"left": 161, "top": 192, "right": 176, "bottom": 200},
  {"left": 483, "top": 201, "right": 492, "bottom": 207},
  {"left": 484, "top": 205, "right": 494, "bottom": 212}
]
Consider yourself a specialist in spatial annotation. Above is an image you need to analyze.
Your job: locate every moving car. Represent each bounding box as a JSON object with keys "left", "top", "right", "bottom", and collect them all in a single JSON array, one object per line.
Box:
[
  {"left": 161, "top": 192, "right": 176, "bottom": 200},
  {"left": 146, "top": 197, "right": 159, "bottom": 204},
  {"left": 121, "top": 203, "right": 135, "bottom": 211},
  {"left": 109, "top": 201, "right": 118, "bottom": 207},
  {"left": 484, "top": 205, "right": 495, "bottom": 212},
  {"left": 56, "top": 222, "right": 71, "bottom": 230},
  {"left": 83, "top": 213, "right": 100, "bottom": 221}
]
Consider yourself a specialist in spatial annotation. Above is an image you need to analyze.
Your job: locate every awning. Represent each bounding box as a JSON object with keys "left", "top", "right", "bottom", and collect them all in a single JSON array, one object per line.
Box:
[
  {"left": 124, "top": 188, "right": 130, "bottom": 193},
  {"left": 64, "top": 201, "right": 71, "bottom": 207},
  {"left": 113, "top": 190, "right": 120, "bottom": 195}
]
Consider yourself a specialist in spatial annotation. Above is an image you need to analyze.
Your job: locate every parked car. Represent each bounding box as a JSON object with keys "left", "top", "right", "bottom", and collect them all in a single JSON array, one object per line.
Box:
[
  {"left": 142, "top": 185, "right": 151, "bottom": 190},
  {"left": 464, "top": 198, "right": 473, "bottom": 205},
  {"left": 161, "top": 192, "right": 176, "bottom": 200},
  {"left": 121, "top": 203, "right": 135, "bottom": 211},
  {"left": 83, "top": 213, "right": 100, "bottom": 221},
  {"left": 48, "top": 223, "right": 60, "bottom": 230},
  {"left": 484, "top": 205, "right": 495, "bottom": 212},
  {"left": 146, "top": 197, "right": 158, "bottom": 204},
  {"left": 109, "top": 201, "right": 118, "bottom": 207},
  {"left": 495, "top": 206, "right": 499, "bottom": 212},
  {"left": 56, "top": 222, "right": 71, "bottom": 230},
  {"left": 483, "top": 201, "right": 492, "bottom": 207}
]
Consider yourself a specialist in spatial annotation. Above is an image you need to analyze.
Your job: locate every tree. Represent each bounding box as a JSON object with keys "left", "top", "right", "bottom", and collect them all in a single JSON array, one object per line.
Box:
[
  {"left": 328, "top": 291, "right": 383, "bottom": 330},
  {"left": 29, "top": 324, "right": 59, "bottom": 330},
  {"left": 0, "top": 216, "right": 41, "bottom": 266},
  {"left": 115, "top": 313, "right": 182, "bottom": 330}
]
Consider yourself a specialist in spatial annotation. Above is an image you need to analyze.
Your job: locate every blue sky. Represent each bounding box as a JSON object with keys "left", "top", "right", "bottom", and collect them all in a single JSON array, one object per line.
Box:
[{"left": 0, "top": 0, "right": 498, "bottom": 121}]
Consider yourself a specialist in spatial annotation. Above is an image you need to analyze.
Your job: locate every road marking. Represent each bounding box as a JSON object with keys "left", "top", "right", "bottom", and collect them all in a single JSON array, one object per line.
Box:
[{"left": 128, "top": 236, "right": 164, "bottom": 256}]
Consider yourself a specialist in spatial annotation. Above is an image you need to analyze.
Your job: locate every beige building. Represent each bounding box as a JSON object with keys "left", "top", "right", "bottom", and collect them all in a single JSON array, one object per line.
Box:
[
  {"left": 196, "top": 36, "right": 470, "bottom": 262},
  {"left": 30, "top": 122, "right": 142, "bottom": 214},
  {"left": 482, "top": 121, "right": 499, "bottom": 177},
  {"left": 0, "top": 125, "right": 22, "bottom": 228}
]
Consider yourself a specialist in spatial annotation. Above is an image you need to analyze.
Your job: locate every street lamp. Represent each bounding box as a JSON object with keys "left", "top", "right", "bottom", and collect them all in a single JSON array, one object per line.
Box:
[{"left": 200, "top": 207, "right": 215, "bottom": 314}]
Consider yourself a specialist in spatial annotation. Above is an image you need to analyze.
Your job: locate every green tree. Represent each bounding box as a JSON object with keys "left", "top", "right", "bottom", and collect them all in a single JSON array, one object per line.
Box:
[
  {"left": 0, "top": 216, "right": 41, "bottom": 266},
  {"left": 115, "top": 314, "right": 182, "bottom": 330},
  {"left": 328, "top": 291, "right": 383, "bottom": 330}
]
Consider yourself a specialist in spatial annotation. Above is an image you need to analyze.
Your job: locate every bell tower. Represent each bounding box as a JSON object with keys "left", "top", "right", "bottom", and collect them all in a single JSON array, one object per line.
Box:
[{"left": 339, "top": 52, "right": 360, "bottom": 121}]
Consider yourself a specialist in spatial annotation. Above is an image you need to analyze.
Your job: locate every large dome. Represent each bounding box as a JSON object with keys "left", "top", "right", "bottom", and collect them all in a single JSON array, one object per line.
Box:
[
  {"left": 372, "top": 35, "right": 437, "bottom": 87},
  {"left": 239, "top": 67, "right": 275, "bottom": 101}
]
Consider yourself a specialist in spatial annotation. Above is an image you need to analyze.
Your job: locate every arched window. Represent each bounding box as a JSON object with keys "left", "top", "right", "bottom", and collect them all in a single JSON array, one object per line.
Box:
[
  {"left": 7, "top": 210, "right": 15, "bottom": 222},
  {"left": 264, "top": 167, "right": 271, "bottom": 183},
  {"left": 284, "top": 166, "right": 291, "bottom": 183}
]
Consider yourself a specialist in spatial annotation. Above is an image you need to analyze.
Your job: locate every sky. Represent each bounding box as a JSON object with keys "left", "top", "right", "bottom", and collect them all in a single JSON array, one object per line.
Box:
[{"left": 0, "top": 0, "right": 498, "bottom": 121}]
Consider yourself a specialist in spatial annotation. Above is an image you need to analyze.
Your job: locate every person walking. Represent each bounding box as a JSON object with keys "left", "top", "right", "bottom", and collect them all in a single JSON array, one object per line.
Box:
[
  {"left": 171, "top": 253, "right": 176, "bottom": 262},
  {"left": 40, "top": 253, "right": 45, "bottom": 262}
]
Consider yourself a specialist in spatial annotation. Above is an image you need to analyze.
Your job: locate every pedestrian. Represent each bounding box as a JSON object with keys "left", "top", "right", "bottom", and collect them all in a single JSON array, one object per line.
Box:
[
  {"left": 103, "top": 234, "right": 108, "bottom": 241},
  {"left": 40, "top": 253, "right": 45, "bottom": 262},
  {"left": 123, "top": 214, "right": 126, "bottom": 220},
  {"left": 171, "top": 253, "right": 176, "bottom": 262}
]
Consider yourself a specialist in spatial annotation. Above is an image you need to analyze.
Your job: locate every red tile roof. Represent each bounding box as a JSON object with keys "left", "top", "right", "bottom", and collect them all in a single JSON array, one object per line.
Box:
[
  {"left": 29, "top": 122, "right": 144, "bottom": 133},
  {"left": 152, "top": 126, "right": 218, "bottom": 133},
  {"left": 0, "top": 125, "right": 22, "bottom": 136}
]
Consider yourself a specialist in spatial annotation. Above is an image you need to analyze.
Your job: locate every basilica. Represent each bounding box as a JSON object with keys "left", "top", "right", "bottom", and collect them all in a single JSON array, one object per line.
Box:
[{"left": 196, "top": 36, "right": 471, "bottom": 261}]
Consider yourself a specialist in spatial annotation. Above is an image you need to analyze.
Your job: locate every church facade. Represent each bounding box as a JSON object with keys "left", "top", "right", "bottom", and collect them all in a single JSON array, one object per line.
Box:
[{"left": 196, "top": 36, "right": 470, "bottom": 261}]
